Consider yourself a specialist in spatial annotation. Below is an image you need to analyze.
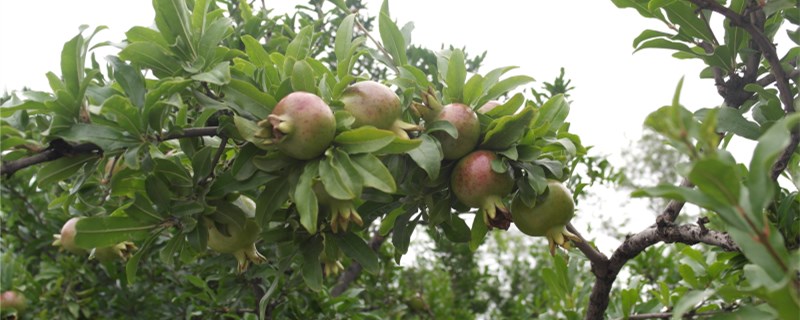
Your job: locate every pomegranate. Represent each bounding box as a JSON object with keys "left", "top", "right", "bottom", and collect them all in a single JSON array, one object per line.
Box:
[
  {"left": 477, "top": 100, "right": 502, "bottom": 114},
  {"left": 53, "top": 217, "right": 86, "bottom": 254},
  {"left": 0, "top": 291, "right": 26, "bottom": 311},
  {"left": 206, "top": 196, "right": 266, "bottom": 273},
  {"left": 92, "top": 241, "right": 137, "bottom": 263},
  {"left": 431, "top": 103, "right": 480, "bottom": 160},
  {"left": 313, "top": 183, "right": 363, "bottom": 233},
  {"left": 340, "top": 81, "right": 419, "bottom": 138},
  {"left": 257, "top": 92, "right": 336, "bottom": 160},
  {"left": 511, "top": 179, "right": 580, "bottom": 255},
  {"left": 450, "top": 150, "right": 514, "bottom": 229}
]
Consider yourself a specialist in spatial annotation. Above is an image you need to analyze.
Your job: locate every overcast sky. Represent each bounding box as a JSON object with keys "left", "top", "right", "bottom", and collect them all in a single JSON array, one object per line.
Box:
[{"left": 0, "top": 1, "right": 789, "bottom": 252}]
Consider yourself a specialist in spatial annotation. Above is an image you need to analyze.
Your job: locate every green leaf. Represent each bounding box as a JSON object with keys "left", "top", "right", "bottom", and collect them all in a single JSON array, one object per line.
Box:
[
  {"left": 334, "top": 126, "right": 396, "bottom": 154},
  {"left": 107, "top": 56, "right": 146, "bottom": 108},
  {"left": 222, "top": 79, "right": 276, "bottom": 119},
  {"left": 634, "top": 38, "right": 695, "bottom": 55},
  {"left": 374, "top": 136, "right": 422, "bottom": 155},
  {"left": 290, "top": 60, "right": 316, "bottom": 93},
  {"left": 191, "top": 147, "right": 214, "bottom": 183},
  {"left": 295, "top": 162, "right": 320, "bottom": 234},
  {"left": 333, "top": 232, "right": 379, "bottom": 274},
  {"left": 74, "top": 216, "right": 158, "bottom": 249},
  {"left": 481, "top": 106, "right": 535, "bottom": 150},
  {"left": 255, "top": 176, "right": 290, "bottom": 226},
  {"left": 378, "top": 12, "right": 407, "bottom": 66},
  {"left": 102, "top": 96, "right": 145, "bottom": 139},
  {"left": 350, "top": 154, "right": 396, "bottom": 193},
  {"left": 748, "top": 114, "right": 800, "bottom": 220},
  {"left": 664, "top": 2, "right": 714, "bottom": 43},
  {"left": 462, "top": 74, "right": 484, "bottom": 106},
  {"left": 191, "top": 62, "right": 231, "bottom": 85},
  {"left": 320, "top": 150, "right": 363, "bottom": 200},
  {"left": 153, "top": 158, "right": 193, "bottom": 189},
  {"left": 126, "top": 231, "right": 158, "bottom": 284},
  {"left": 484, "top": 93, "right": 525, "bottom": 118},
  {"left": 534, "top": 94, "right": 570, "bottom": 132},
  {"left": 286, "top": 26, "right": 313, "bottom": 60},
  {"left": 300, "top": 236, "right": 324, "bottom": 291},
  {"left": 688, "top": 158, "right": 741, "bottom": 205},
  {"left": 425, "top": 120, "right": 458, "bottom": 139},
  {"left": 125, "top": 194, "right": 165, "bottom": 223},
  {"left": 407, "top": 135, "right": 443, "bottom": 179},
  {"left": 446, "top": 49, "right": 467, "bottom": 103},
  {"left": 469, "top": 213, "right": 488, "bottom": 251},
  {"left": 633, "top": 29, "right": 674, "bottom": 48},
  {"left": 119, "top": 42, "right": 181, "bottom": 77},
  {"left": 153, "top": 0, "right": 195, "bottom": 60},
  {"left": 36, "top": 154, "right": 97, "bottom": 187},
  {"left": 61, "top": 33, "right": 84, "bottom": 96},
  {"left": 441, "top": 215, "right": 471, "bottom": 243},
  {"left": 672, "top": 290, "right": 714, "bottom": 319},
  {"left": 335, "top": 14, "right": 356, "bottom": 63},
  {"left": 481, "top": 75, "right": 534, "bottom": 105},
  {"left": 241, "top": 35, "right": 271, "bottom": 66}
]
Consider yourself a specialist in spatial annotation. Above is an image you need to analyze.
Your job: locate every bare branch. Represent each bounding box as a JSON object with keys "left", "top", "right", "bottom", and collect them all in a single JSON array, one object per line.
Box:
[{"left": 566, "top": 223, "right": 608, "bottom": 275}]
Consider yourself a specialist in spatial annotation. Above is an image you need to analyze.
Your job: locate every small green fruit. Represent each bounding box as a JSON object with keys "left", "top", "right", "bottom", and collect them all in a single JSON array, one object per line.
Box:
[{"left": 511, "top": 179, "right": 580, "bottom": 255}]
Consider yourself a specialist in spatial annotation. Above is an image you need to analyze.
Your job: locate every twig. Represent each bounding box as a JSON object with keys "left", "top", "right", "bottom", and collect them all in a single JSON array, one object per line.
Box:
[
  {"left": 201, "top": 133, "right": 228, "bottom": 186},
  {"left": 1, "top": 127, "right": 220, "bottom": 177},
  {"left": 566, "top": 223, "right": 608, "bottom": 275},
  {"left": 627, "top": 308, "right": 729, "bottom": 319},
  {"left": 354, "top": 18, "right": 399, "bottom": 73}
]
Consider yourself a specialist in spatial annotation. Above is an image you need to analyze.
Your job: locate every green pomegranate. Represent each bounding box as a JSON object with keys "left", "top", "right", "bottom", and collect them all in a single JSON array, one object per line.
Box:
[
  {"left": 53, "top": 217, "right": 86, "bottom": 254},
  {"left": 340, "top": 81, "right": 419, "bottom": 138},
  {"left": 431, "top": 103, "right": 480, "bottom": 160},
  {"left": 258, "top": 92, "right": 336, "bottom": 160},
  {"left": 451, "top": 150, "right": 514, "bottom": 229},
  {"left": 511, "top": 179, "right": 580, "bottom": 255},
  {"left": 313, "top": 182, "right": 363, "bottom": 233},
  {"left": 206, "top": 196, "right": 267, "bottom": 273},
  {"left": 92, "top": 242, "right": 137, "bottom": 263}
]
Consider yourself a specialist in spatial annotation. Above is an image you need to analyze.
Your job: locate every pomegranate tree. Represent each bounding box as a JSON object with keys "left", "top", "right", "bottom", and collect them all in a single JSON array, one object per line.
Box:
[
  {"left": 450, "top": 150, "right": 514, "bottom": 229},
  {"left": 206, "top": 197, "right": 266, "bottom": 273},
  {"left": 511, "top": 179, "right": 580, "bottom": 255},
  {"left": 257, "top": 92, "right": 336, "bottom": 160},
  {"left": 431, "top": 103, "right": 481, "bottom": 160},
  {"left": 340, "top": 81, "right": 419, "bottom": 138}
]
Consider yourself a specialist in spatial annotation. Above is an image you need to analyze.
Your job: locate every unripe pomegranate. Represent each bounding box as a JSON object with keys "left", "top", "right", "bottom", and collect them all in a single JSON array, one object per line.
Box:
[
  {"left": 0, "top": 291, "right": 26, "bottom": 311},
  {"left": 477, "top": 100, "right": 502, "bottom": 114},
  {"left": 92, "top": 241, "right": 137, "bottom": 263},
  {"left": 259, "top": 92, "right": 336, "bottom": 160},
  {"left": 313, "top": 183, "right": 363, "bottom": 233},
  {"left": 431, "top": 103, "right": 480, "bottom": 160},
  {"left": 54, "top": 217, "right": 86, "bottom": 254},
  {"left": 450, "top": 150, "right": 514, "bottom": 229},
  {"left": 206, "top": 196, "right": 266, "bottom": 273},
  {"left": 511, "top": 179, "right": 580, "bottom": 255},
  {"left": 340, "top": 81, "right": 419, "bottom": 138}
]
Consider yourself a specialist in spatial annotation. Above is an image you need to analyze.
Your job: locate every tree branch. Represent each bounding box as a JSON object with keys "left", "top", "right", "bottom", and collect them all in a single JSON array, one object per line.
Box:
[
  {"left": 566, "top": 223, "right": 608, "bottom": 275},
  {"left": 1, "top": 127, "right": 220, "bottom": 177},
  {"left": 585, "top": 221, "right": 738, "bottom": 319}
]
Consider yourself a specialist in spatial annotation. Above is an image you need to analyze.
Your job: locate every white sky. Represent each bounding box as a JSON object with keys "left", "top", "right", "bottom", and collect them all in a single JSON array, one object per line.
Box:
[{"left": 0, "top": 1, "right": 790, "bottom": 253}]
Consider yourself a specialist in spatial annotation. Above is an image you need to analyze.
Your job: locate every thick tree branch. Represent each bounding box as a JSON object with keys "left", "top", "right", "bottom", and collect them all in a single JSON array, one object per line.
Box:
[
  {"left": 1, "top": 127, "right": 220, "bottom": 177},
  {"left": 566, "top": 223, "right": 608, "bottom": 275},
  {"left": 331, "top": 233, "right": 386, "bottom": 297},
  {"left": 585, "top": 222, "right": 738, "bottom": 320}
]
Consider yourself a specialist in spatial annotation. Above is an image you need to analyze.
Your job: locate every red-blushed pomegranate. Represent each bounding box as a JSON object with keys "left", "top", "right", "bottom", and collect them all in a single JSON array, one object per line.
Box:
[
  {"left": 477, "top": 100, "right": 502, "bottom": 114},
  {"left": 450, "top": 150, "right": 514, "bottom": 229},
  {"left": 313, "top": 183, "right": 363, "bottom": 233},
  {"left": 431, "top": 103, "right": 481, "bottom": 160},
  {"left": 54, "top": 217, "right": 86, "bottom": 254},
  {"left": 511, "top": 179, "right": 580, "bottom": 255},
  {"left": 206, "top": 196, "right": 266, "bottom": 273},
  {"left": 258, "top": 92, "right": 336, "bottom": 160},
  {"left": 92, "top": 241, "right": 137, "bottom": 263},
  {"left": 0, "top": 291, "right": 26, "bottom": 311},
  {"left": 340, "top": 81, "right": 419, "bottom": 138}
]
